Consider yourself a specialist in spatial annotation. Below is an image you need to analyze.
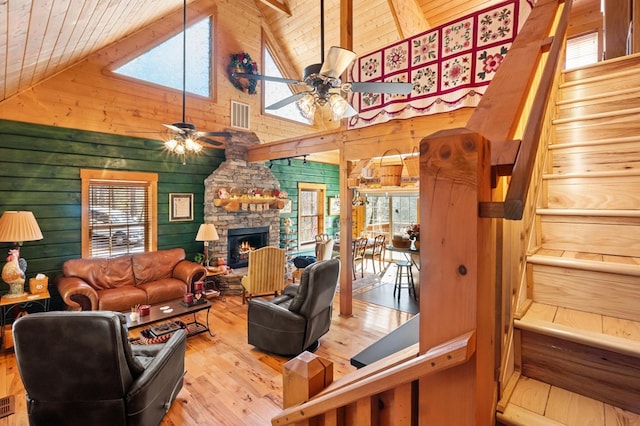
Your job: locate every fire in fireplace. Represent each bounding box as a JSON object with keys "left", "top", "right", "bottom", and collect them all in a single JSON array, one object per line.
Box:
[{"left": 227, "top": 226, "right": 269, "bottom": 268}]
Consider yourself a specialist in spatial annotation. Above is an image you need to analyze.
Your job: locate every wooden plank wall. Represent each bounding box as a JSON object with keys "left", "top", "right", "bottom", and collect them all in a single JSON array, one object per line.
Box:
[
  {"left": 0, "top": 0, "right": 315, "bottom": 146},
  {"left": 271, "top": 158, "right": 341, "bottom": 243},
  {"left": 0, "top": 119, "right": 222, "bottom": 308},
  {"left": 0, "top": 119, "right": 340, "bottom": 308}
]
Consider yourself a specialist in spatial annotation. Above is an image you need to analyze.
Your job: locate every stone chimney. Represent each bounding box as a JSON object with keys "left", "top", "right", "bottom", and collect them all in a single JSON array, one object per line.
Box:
[{"left": 203, "top": 131, "right": 281, "bottom": 264}]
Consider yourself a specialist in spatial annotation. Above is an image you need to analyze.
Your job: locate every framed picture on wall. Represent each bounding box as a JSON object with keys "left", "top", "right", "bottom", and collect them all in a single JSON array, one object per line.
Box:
[
  {"left": 328, "top": 197, "right": 340, "bottom": 215},
  {"left": 169, "top": 193, "right": 194, "bottom": 222}
]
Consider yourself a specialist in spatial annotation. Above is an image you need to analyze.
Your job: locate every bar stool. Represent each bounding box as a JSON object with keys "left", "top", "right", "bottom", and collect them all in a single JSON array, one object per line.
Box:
[{"left": 393, "top": 261, "right": 416, "bottom": 300}]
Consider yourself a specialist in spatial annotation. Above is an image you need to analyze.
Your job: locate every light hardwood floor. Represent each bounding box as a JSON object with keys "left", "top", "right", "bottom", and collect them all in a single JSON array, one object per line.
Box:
[{"left": 0, "top": 291, "right": 413, "bottom": 426}]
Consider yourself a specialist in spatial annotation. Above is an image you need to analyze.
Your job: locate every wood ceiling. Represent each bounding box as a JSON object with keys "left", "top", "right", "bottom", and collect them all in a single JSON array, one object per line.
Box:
[{"left": 0, "top": 0, "right": 507, "bottom": 104}]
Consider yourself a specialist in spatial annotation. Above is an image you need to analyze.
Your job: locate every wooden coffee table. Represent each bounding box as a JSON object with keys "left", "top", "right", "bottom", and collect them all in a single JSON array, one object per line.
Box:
[{"left": 123, "top": 298, "right": 213, "bottom": 340}]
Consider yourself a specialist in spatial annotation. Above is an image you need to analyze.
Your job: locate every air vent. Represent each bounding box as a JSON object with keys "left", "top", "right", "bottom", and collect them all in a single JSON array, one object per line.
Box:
[
  {"left": 231, "top": 101, "right": 250, "bottom": 130},
  {"left": 0, "top": 395, "right": 15, "bottom": 418}
]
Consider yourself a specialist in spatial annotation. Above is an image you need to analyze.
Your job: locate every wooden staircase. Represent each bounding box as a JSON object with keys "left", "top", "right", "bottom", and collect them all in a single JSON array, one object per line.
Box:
[{"left": 497, "top": 54, "right": 640, "bottom": 424}]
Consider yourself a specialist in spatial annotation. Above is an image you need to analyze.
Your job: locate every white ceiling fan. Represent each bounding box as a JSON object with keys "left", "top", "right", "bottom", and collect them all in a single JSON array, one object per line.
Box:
[{"left": 233, "top": 0, "right": 412, "bottom": 122}]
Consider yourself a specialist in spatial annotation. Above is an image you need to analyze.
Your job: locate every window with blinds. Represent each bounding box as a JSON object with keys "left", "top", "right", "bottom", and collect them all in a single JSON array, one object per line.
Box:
[
  {"left": 81, "top": 170, "right": 158, "bottom": 258},
  {"left": 565, "top": 32, "right": 599, "bottom": 69}
]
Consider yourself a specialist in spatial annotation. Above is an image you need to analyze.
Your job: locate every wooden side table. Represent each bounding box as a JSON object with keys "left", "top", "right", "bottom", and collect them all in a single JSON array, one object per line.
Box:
[
  {"left": 1, "top": 291, "right": 51, "bottom": 349},
  {"left": 203, "top": 268, "right": 225, "bottom": 300}
]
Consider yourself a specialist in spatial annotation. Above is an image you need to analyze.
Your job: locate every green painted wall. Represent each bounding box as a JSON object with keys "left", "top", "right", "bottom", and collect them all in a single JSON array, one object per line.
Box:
[
  {"left": 0, "top": 119, "right": 340, "bottom": 307},
  {"left": 0, "top": 119, "right": 224, "bottom": 307},
  {"left": 270, "top": 157, "right": 340, "bottom": 255}
]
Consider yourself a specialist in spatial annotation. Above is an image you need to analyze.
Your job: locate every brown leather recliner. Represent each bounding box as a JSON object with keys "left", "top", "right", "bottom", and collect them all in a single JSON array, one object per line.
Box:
[
  {"left": 247, "top": 258, "right": 340, "bottom": 356},
  {"left": 13, "top": 311, "right": 186, "bottom": 426}
]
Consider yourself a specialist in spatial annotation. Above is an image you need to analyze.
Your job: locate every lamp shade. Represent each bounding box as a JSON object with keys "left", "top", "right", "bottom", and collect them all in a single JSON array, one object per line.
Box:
[
  {"left": 195, "top": 223, "right": 219, "bottom": 242},
  {"left": 0, "top": 211, "right": 43, "bottom": 243}
]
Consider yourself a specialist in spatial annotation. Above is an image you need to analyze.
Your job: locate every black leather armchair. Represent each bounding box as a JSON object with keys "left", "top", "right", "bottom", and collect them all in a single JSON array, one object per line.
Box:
[
  {"left": 247, "top": 258, "right": 340, "bottom": 356},
  {"left": 12, "top": 311, "right": 186, "bottom": 426}
]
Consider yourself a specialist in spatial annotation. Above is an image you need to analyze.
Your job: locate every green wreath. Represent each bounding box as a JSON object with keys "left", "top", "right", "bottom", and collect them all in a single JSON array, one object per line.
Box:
[{"left": 228, "top": 53, "right": 258, "bottom": 95}]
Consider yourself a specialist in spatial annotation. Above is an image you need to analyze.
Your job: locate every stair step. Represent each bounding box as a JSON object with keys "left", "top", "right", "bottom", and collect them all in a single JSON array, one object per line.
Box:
[
  {"left": 536, "top": 212, "right": 640, "bottom": 258},
  {"left": 513, "top": 304, "right": 640, "bottom": 415},
  {"left": 527, "top": 255, "right": 640, "bottom": 321},
  {"left": 497, "top": 375, "right": 640, "bottom": 425},
  {"left": 547, "top": 140, "right": 640, "bottom": 175},
  {"left": 549, "top": 135, "right": 640, "bottom": 150},
  {"left": 556, "top": 87, "right": 640, "bottom": 120},
  {"left": 541, "top": 172, "right": 640, "bottom": 210},
  {"left": 553, "top": 107, "right": 640, "bottom": 143},
  {"left": 561, "top": 53, "right": 640, "bottom": 83}
]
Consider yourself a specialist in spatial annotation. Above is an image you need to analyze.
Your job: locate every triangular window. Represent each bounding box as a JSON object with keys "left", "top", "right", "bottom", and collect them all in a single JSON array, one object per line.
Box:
[
  {"left": 263, "top": 45, "right": 310, "bottom": 125},
  {"left": 115, "top": 18, "right": 212, "bottom": 97}
]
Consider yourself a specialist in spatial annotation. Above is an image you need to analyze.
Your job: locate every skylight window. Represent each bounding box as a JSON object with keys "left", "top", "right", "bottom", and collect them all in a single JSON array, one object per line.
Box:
[
  {"left": 115, "top": 18, "right": 212, "bottom": 97},
  {"left": 263, "top": 45, "right": 310, "bottom": 125}
]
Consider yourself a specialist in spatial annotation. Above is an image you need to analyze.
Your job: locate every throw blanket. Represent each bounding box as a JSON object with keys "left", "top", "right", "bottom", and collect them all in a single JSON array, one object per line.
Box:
[{"left": 348, "top": 0, "right": 534, "bottom": 129}]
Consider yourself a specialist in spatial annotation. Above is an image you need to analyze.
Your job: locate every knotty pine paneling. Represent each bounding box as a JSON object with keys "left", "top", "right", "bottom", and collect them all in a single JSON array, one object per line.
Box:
[{"left": 0, "top": 0, "right": 317, "bottom": 148}]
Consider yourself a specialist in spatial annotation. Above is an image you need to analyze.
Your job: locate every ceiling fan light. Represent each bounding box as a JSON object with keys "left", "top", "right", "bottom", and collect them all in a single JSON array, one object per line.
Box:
[
  {"left": 329, "top": 95, "right": 349, "bottom": 120},
  {"left": 165, "top": 138, "right": 178, "bottom": 150},
  {"left": 184, "top": 137, "right": 201, "bottom": 152},
  {"left": 174, "top": 144, "right": 186, "bottom": 155},
  {"left": 296, "top": 94, "right": 317, "bottom": 120}
]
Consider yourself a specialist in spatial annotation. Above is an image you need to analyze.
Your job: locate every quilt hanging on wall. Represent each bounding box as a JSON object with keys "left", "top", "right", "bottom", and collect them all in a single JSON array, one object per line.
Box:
[{"left": 348, "top": 0, "right": 534, "bottom": 130}]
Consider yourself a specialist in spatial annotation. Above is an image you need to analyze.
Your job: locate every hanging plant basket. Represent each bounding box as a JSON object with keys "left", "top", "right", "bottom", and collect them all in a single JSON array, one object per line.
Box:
[{"left": 228, "top": 53, "right": 258, "bottom": 94}]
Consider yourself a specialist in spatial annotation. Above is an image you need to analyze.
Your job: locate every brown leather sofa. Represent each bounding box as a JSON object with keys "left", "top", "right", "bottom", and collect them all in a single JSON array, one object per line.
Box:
[{"left": 56, "top": 248, "right": 206, "bottom": 311}]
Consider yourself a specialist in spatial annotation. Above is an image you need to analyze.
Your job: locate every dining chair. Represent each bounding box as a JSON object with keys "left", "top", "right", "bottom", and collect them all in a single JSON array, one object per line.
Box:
[
  {"left": 364, "top": 234, "right": 387, "bottom": 273},
  {"left": 352, "top": 237, "right": 368, "bottom": 279}
]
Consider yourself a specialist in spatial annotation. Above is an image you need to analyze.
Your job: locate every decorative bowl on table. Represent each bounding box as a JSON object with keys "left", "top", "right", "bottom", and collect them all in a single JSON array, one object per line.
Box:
[{"left": 392, "top": 235, "right": 411, "bottom": 249}]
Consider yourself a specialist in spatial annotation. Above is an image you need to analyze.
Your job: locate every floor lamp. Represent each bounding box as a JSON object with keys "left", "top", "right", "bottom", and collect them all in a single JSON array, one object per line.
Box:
[{"left": 195, "top": 223, "right": 219, "bottom": 268}]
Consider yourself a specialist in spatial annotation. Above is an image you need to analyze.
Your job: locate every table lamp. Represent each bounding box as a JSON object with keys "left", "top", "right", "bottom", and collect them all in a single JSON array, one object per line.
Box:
[
  {"left": 195, "top": 223, "right": 219, "bottom": 267},
  {"left": 0, "top": 211, "right": 44, "bottom": 298}
]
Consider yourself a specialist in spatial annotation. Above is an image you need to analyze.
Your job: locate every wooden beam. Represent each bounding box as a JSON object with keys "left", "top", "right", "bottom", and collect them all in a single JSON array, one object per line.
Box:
[
  {"left": 387, "top": 0, "right": 430, "bottom": 40},
  {"left": 256, "top": 0, "right": 291, "bottom": 16},
  {"left": 246, "top": 130, "right": 343, "bottom": 162},
  {"left": 246, "top": 110, "right": 473, "bottom": 163}
]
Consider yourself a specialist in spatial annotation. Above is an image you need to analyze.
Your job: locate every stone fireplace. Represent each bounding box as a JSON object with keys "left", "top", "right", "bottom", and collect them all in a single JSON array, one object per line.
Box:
[
  {"left": 227, "top": 226, "right": 269, "bottom": 268},
  {"left": 203, "top": 131, "right": 281, "bottom": 267}
]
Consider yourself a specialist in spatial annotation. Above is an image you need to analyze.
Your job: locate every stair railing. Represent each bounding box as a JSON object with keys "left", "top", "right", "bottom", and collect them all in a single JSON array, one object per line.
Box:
[{"left": 273, "top": 0, "right": 572, "bottom": 424}]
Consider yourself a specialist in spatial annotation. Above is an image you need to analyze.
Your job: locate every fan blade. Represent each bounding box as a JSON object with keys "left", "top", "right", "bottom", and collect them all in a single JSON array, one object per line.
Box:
[
  {"left": 233, "top": 72, "right": 302, "bottom": 85},
  {"left": 349, "top": 81, "right": 413, "bottom": 94},
  {"left": 196, "top": 131, "right": 231, "bottom": 138},
  {"left": 266, "top": 92, "right": 308, "bottom": 110},
  {"left": 162, "top": 123, "right": 186, "bottom": 133},
  {"left": 198, "top": 137, "right": 224, "bottom": 147},
  {"left": 320, "top": 46, "right": 357, "bottom": 79}
]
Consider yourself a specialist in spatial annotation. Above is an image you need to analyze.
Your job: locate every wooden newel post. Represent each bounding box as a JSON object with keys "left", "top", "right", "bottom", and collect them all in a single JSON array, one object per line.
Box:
[{"left": 282, "top": 351, "right": 334, "bottom": 408}]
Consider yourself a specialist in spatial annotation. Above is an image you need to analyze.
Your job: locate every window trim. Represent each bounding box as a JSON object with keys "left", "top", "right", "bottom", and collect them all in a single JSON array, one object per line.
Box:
[
  {"left": 107, "top": 11, "right": 217, "bottom": 101},
  {"left": 298, "top": 183, "right": 326, "bottom": 246},
  {"left": 81, "top": 169, "right": 158, "bottom": 258},
  {"left": 261, "top": 32, "right": 312, "bottom": 125}
]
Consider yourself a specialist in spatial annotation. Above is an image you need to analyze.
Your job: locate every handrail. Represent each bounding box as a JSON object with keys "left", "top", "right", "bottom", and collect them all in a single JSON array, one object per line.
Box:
[
  {"left": 475, "top": 0, "right": 573, "bottom": 220},
  {"left": 271, "top": 330, "right": 476, "bottom": 425}
]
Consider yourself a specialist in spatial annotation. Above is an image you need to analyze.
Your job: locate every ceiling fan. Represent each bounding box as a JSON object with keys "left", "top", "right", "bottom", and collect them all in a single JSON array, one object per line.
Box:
[
  {"left": 233, "top": 0, "right": 412, "bottom": 122},
  {"left": 162, "top": 0, "right": 230, "bottom": 162}
]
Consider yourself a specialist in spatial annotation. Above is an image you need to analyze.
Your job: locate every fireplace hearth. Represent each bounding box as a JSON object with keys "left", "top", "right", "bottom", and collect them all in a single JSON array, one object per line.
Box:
[{"left": 227, "top": 226, "right": 269, "bottom": 268}]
